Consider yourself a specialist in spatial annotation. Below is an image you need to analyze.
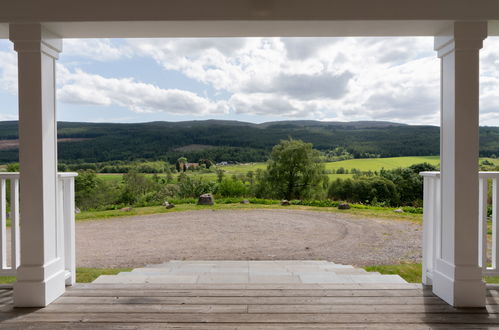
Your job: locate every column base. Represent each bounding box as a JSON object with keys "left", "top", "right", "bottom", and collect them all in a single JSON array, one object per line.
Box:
[
  {"left": 14, "top": 267, "right": 66, "bottom": 307},
  {"left": 432, "top": 268, "right": 486, "bottom": 307}
]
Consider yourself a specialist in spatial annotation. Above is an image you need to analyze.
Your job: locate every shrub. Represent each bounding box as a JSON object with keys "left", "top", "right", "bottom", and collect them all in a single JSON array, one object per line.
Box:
[
  {"left": 176, "top": 174, "right": 216, "bottom": 198},
  {"left": 216, "top": 178, "right": 248, "bottom": 197}
]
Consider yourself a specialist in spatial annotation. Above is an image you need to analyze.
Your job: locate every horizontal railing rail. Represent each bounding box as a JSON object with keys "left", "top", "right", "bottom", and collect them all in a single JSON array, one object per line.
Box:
[
  {"left": 0, "top": 172, "right": 78, "bottom": 283},
  {"left": 421, "top": 171, "right": 499, "bottom": 284}
]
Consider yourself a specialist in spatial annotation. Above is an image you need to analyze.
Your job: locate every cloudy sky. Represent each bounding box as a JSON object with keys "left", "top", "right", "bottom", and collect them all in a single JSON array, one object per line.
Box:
[{"left": 0, "top": 37, "right": 498, "bottom": 125}]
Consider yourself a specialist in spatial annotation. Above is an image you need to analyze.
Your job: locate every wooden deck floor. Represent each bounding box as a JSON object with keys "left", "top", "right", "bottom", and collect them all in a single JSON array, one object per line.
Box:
[{"left": 0, "top": 283, "right": 499, "bottom": 329}]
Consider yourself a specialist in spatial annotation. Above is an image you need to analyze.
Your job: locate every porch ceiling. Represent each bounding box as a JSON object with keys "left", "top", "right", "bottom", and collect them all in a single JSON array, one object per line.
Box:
[{"left": 0, "top": 0, "right": 499, "bottom": 38}]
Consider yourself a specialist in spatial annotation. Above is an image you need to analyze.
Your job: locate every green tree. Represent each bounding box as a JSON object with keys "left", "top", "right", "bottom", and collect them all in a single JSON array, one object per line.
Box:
[
  {"left": 176, "top": 157, "right": 187, "bottom": 172},
  {"left": 120, "top": 169, "right": 159, "bottom": 205},
  {"left": 265, "top": 139, "right": 328, "bottom": 200},
  {"left": 216, "top": 168, "right": 225, "bottom": 183}
]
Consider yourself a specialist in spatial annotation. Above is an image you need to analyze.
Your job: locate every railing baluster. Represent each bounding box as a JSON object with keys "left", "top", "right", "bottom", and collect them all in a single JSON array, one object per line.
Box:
[
  {"left": 493, "top": 178, "right": 499, "bottom": 271},
  {"left": 61, "top": 176, "right": 76, "bottom": 286},
  {"left": 434, "top": 175, "right": 441, "bottom": 264},
  {"left": 10, "top": 177, "right": 20, "bottom": 270},
  {"left": 420, "top": 172, "right": 441, "bottom": 285},
  {"left": 0, "top": 178, "right": 6, "bottom": 269},
  {"left": 0, "top": 172, "right": 77, "bottom": 278},
  {"left": 422, "top": 176, "right": 432, "bottom": 285},
  {"left": 479, "top": 176, "right": 488, "bottom": 269}
]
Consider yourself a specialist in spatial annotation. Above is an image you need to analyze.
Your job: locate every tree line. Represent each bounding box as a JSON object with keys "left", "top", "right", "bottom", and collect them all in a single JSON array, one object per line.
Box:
[{"left": 74, "top": 139, "right": 437, "bottom": 211}]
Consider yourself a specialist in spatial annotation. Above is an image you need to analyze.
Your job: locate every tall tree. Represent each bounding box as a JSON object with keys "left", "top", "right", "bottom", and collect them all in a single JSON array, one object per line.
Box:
[
  {"left": 266, "top": 139, "right": 327, "bottom": 200},
  {"left": 176, "top": 157, "right": 187, "bottom": 172}
]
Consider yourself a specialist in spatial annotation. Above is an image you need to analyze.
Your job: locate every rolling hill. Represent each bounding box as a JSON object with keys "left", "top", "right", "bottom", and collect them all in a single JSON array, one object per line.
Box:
[{"left": 0, "top": 120, "right": 498, "bottom": 164}]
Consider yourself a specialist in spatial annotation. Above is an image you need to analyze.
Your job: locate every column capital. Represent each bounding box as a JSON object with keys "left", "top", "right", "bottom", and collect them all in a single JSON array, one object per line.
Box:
[
  {"left": 434, "top": 21, "right": 487, "bottom": 58},
  {"left": 9, "top": 23, "right": 62, "bottom": 59}
]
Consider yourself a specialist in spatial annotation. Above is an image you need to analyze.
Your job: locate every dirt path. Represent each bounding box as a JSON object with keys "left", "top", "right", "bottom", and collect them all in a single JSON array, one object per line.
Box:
[{"left": 76, "top": 209, "right": 422, "bottom": 268}]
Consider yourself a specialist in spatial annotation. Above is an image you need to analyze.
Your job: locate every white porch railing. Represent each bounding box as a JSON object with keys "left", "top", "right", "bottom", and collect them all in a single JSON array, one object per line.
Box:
[
  {"left": 0, "top": 172, "right": 78, "bottom": 285},
  {"left": 421, "top": 171, "right": 499, "bottom": 285}
]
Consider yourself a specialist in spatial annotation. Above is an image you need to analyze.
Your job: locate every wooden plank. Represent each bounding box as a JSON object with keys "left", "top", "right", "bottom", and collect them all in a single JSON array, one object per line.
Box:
[
  {"left": 26, "top": 303, "right": 490, "bottom": 314},
  {"left": 62, "top": 289, "right": 430, "bottom": 298},
  {"left": 0, "top": 323, "right": 490, "bottom": 330},
  {"left": 38, "top": 303, "right": 248, "bottom": 313},
  {"left": 6, "top": 312, "right": 499, "bottom": 324},
  {"left": 54, "top": 295, "right": 447, "bottom": 305},
  {"left": 4, "top": 285, "right": 499, "bottom": 327},
  {"left": 71, "top": 283, "right": 419, "bottom": 290},
  {"left": 248, "top": 304, "right": 490, "bottom": 314}
]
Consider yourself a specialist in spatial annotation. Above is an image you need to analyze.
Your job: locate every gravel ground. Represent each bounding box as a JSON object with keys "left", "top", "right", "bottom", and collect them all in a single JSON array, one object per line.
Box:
[{"left": 76, "top": 209, "right": 422, "bottom": 268}]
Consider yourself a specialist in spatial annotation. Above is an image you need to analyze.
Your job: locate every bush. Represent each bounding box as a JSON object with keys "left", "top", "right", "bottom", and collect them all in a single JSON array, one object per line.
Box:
[
  {"left": 328, "top": 176, "right": 399, "bottom": 206},
  {"left": 176, "top": 173, "right": 216, "bottom": 198},
  {"left": 216, "top": 178, "right": 248, "bottom": 197},
  {"left": 75, "top": 170, "right": 121, "bottom": 210}
]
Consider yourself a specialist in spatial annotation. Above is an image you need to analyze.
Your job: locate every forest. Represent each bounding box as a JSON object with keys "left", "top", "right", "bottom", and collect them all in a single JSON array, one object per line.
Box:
[{"left": 0, "top": 120, "right": 447, "bottom": 164}]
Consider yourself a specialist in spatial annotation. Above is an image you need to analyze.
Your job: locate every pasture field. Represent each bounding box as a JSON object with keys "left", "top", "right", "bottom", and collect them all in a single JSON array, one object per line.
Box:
[
  {"left": 324, "top": 156, "right": 440, "bottom": 172},
  {"left": 93, "top": 156, "right": 499, "bottom": 183}
]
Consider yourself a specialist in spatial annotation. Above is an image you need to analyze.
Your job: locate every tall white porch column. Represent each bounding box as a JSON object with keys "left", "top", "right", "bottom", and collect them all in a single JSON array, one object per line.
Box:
[
  {"left": 9, "top": 24, "right": 65, "bottom": 307},
  {"left": 433, "top": 22, "right": 487, "bottom": 307}
]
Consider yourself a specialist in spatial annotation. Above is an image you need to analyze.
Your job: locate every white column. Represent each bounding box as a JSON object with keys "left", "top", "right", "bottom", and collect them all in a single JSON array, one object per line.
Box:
[
  {"left": 9, "top": 24, "right": 65, "bottom": 307},
  {"left": 433, "top": 22, "right": 487, "bottom": 307}
]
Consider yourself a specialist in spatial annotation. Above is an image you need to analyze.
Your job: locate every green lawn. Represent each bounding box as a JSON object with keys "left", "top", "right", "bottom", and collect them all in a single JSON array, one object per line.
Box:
[
  {"left": 364, "top": 263, "right": 499, "bottom": 284},
  {"left": 76, "top": 267, "right": 133, "bottom": 283},
  {"left": 0, "top": 268, "right": 133, "bottom": 284},
  {"left": 364, "top": 263, "right": 422, "bottom": 283},
  {"left": 75, "top": 202, "right": 423, "bottom": 223}
]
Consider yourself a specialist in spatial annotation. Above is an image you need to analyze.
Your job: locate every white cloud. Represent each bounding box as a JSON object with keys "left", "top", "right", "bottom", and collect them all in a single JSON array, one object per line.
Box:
[
  {"left": 0, "top": 49, "right": 17, "bottom": 94},
  {"left": 1, "top": 36, "right": 499, "bottom": 125},
  {"left": 62, "top": 39, "right": 132, "bottom": 61},
  {"left": 0, "top": 113, "right": 17, "bottom": 121},
  {"left": 57, "top": 66, "right": 229, "bottom": 115},
  {"left": 125, "top": 36, "right": 444, "bottom": 124}
]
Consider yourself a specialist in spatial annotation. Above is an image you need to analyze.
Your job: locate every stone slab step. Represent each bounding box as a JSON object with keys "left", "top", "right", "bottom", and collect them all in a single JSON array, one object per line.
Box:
[{"left": 94, "top": 261, "right": 407, "bottom": 285}]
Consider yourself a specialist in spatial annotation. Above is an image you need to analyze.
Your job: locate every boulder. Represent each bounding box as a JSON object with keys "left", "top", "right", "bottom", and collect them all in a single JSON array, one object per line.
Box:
[
  {"left": 281, "top": 200, "right": 290, "bottom": 206},
  {"left": 338, "top": 202, "right": 350, "bottom": 210},
  {"left": 394, "top": 208, "right": 404, "bottom": 213},
  {"left": 75, "top": 207, "right": 81, "bottom": 214},
  {"left": 240, "top": 199, "right": 250, "bottom": 204},
  {"left": 164, "top": 201, "right": 175, "bottom": 209},
  {"left": 197, "top": 193, "right": 215, "bottom": 205},
  {"left": 120, "top": 207, "right": 133, "bottom": 212}
]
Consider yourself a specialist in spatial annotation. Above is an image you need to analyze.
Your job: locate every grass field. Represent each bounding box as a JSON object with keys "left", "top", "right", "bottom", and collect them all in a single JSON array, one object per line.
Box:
[
  {"left": 324, "top": 156, "right": 441, "bottom": 171},
  {"left": 95, "top": 156, "right": 446, "bottom": 183}
]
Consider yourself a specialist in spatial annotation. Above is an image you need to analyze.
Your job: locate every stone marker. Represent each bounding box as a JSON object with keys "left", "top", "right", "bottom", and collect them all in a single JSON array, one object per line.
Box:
[
  {"left": 394, "top": 208, "right": 404, "bottom": 213},
  {"left": 197, "top": 193, "right": 215, "bottom": 205},
  {"left": 281, "top": 200, "right": 290, "bottom": 206},
  {"left": 240, "top": 199, "right": 250, "bottom": 204},
  {"left": 75, "top": 207, "right": 81, "bottom": 214},
  {"left": 338, "top": 202, "right": 350, "bottom": 210}
]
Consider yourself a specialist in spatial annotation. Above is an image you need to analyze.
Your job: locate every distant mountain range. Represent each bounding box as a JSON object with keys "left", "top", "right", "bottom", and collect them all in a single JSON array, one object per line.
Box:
[{"left": 0, "top": 119, "right": 498, "bottom": 164}]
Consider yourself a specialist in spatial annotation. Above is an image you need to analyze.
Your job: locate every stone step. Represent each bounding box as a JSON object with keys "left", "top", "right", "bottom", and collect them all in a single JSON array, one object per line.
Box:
[
  {"left": 94, "top": 261, "right": 406, "bottom": 285},
  {"left": 128, "top": 268, "right": 372, "bottom": 276}
]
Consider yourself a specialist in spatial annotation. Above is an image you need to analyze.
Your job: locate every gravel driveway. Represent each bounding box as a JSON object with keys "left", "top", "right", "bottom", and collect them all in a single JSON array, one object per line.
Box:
[{"left": 76, "top": 209, "right": 422, "bottom": 268}]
